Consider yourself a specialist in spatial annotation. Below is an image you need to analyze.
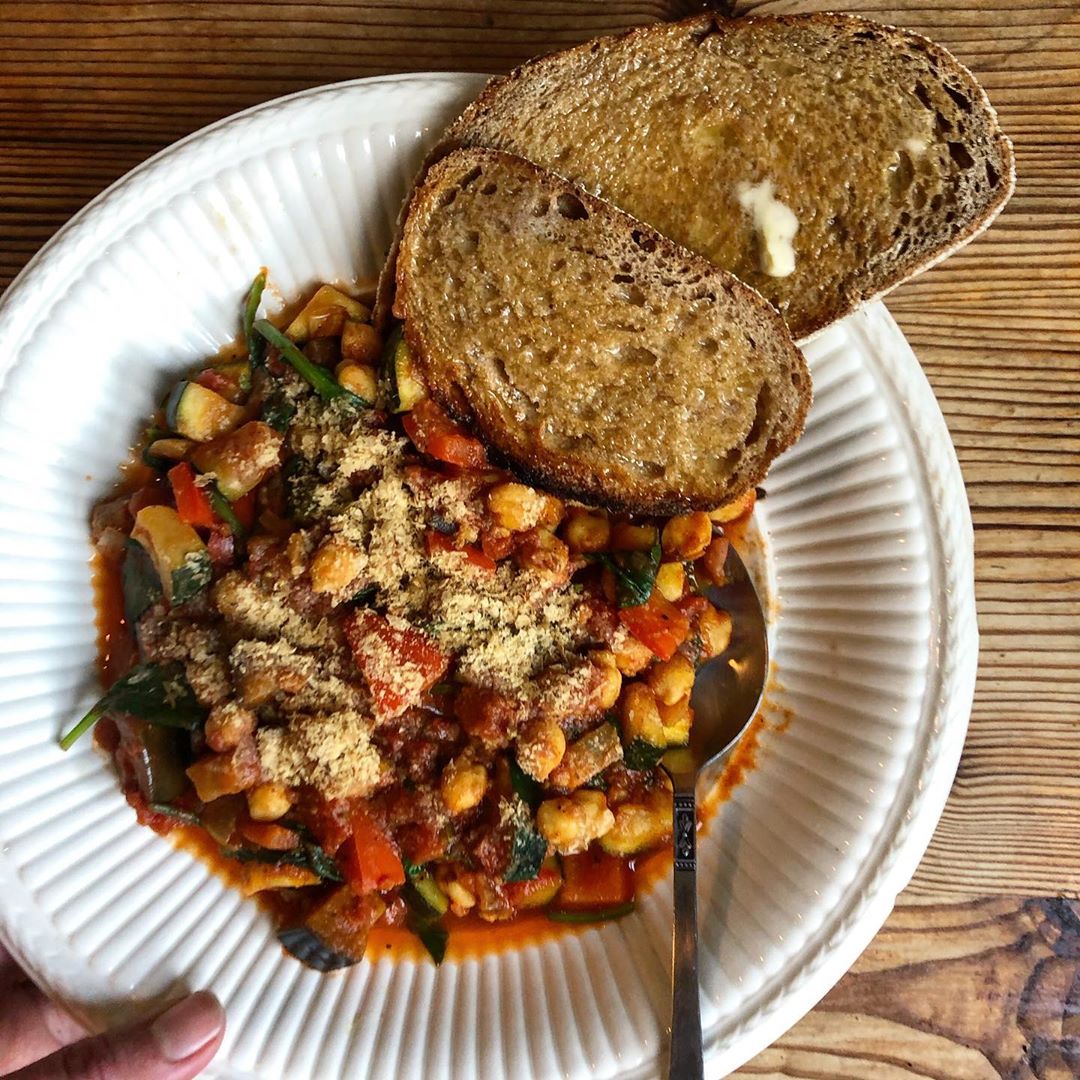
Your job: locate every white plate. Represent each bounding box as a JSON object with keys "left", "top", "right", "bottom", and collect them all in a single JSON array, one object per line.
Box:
[{"left": 0, "top": 74, "right": 977, "bottom": 1078}]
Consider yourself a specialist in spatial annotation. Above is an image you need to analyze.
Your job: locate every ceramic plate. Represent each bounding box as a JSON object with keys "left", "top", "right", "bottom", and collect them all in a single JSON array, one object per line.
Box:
[{"left": 0, "top": 74, "right": 977, "bottom": 1078}]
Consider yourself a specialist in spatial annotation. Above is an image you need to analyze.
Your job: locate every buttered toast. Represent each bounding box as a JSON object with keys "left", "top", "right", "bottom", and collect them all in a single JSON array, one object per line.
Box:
[{"left": 394, "top": 148, "right": 809, "bottom": 514}]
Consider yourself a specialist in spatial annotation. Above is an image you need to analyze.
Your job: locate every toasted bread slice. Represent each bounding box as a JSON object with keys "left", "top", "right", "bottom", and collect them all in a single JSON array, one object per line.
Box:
[
  {"left": 442, "top": 12, "right": 1015, "bottom": 341},
  {"left": 393, "top": 148, "right": 809, "bottom": 514}
]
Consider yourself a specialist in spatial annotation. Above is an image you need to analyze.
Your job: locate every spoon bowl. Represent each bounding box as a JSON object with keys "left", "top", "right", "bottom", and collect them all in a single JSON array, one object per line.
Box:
[{"left": 664, "top": 543, "right": 770, "bottom": 1079}]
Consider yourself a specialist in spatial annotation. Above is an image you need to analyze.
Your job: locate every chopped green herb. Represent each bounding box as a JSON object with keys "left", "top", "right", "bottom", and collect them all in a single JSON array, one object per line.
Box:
[
  {"left": 254, "top": 319, "right": 366, "bottom": 406},
  {"left": 60, "top": 662, "right": 205, "bottom": 751},
  {"left": 415, "top": 921, "right": 448, "bottom": 965},
  {"left": 244, "top": 270, "right": 267, "bottom": 367},
  {"left": 260, "top": 394, "right": 297, "bottom": 433},
  {"left": 207, "top": 484, "right": 246, "bottom": 539},
  {"left": 141, "top": 426, "right": 171, "bottom": 471},
  {"left": 599, "top": 542, "right": 662, "bottom": 608}
]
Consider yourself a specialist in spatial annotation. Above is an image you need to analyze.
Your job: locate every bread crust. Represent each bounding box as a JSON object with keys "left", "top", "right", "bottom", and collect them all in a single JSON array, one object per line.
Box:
[
  {"left": 444, "top": 11, "right": 1016, "bottom": 343},
  {"left": 394, "top": 148, "right": 810, "bottom": 516}
]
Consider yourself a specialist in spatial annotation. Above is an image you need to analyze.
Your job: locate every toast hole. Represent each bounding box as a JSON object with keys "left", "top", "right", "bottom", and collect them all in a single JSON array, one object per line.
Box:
[
  {"left": 913, "top": 81, "right": 933, "bottom": 110},
  {"left": 986, "top": 161, "right": 1000, "bottom": 188},
  {"left": 552, "top": 257, "right": 566, "bottom": 272},
  {"left": 746, "top": 385, "right": 771, "bottom": 445},
  {"left": 930, "top": 193, "right": 944, "bottom": 212},
  {"left": 944, "top": 83, "right": 973, "bottom": 113},
  {"left": 912, "top": 184, "right": 927, "bottom": 210},
  {"left": 642, "top": 461, "right": 666, "bottom": 479},
  {"left": 889, "top": 151, "right": 915, "bottom": 202},
  {"left": 791, "top": 370, "right": 802, "bottom": 388},
  {"left": 897, "top": 237, "right": 912, "bottom": 255},
  {"left": 437, "top": 188, "right": 458, "bottom": 208},
  {"left": 625, "top": 346, "right": 659, "bottom": 368},
  {"left": 899, "top": 211, "right": 912, "bottom": 228},
  {"left": 944, "top": 210, "right": 956, "bottom": 224},
  {"left": 948, "top": 142, "right": 975, "bottom": 170},
  {"left": 533, "top": 197, "right": 549, "bottom": 216},
  {"left": 618, "top": 284, "right": 647, "bottom": 306},
  {"left": 935, "top": 110, "right": 954, "bottom": 134},
  {"left": 699, "top": 337, "right": 719, "bottom": 355},
  {"left": 630, "top": 229, "right": 657, "bottom": 253},
  {"left": 765, "top": 438, "right": 779, "bottom": 458},
  {"left": 556, "top": 193, "right": 589, "bottom": 220},
  {"left": 690, "top": 20, "right": 721, "bottom": 45},
  {"left": 613, "top": 273, "right": 634, "bottom": 284},
  {"left": 459, "top": 166, "right": 483, "bottom": 188},
  {"left": 481, "top": 181, "right": 498, "bottom": 195},
  {"left": 725, "top": 447, "right": 742, "bottom": 468},
  {"left": 745, "top": 334, "right": 757, "bottom": 349}
]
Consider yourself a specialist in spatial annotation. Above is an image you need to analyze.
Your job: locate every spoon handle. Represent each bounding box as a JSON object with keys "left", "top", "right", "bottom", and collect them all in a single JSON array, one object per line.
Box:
[{"left": 669, "top": 789, "right": 704, "bottom": 1080}]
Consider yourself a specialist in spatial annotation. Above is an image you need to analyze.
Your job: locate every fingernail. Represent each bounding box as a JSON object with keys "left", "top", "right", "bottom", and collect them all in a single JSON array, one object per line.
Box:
[{"left": 151, "top": 991, "right": 225, "bottom": 1062}]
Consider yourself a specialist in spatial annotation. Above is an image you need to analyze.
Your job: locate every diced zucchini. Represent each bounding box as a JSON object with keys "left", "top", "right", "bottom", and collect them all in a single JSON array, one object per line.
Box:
[
  {"left": 210, "top": 359, "right": 252, "bottom": 400},
  {"left": 131, "top": 505, "right": 212, "bottom": 606},
  {"left": 505, "top": 856, "right": 563, "bottom": 909},
  {"left": 129, "top": 724, "right": 188, "bottom": 804},
  {"left": 165, "top": 381, "right": 246, "bottom": 442},
  {"left": 658, "top": 695, "right": 692, "bottom": 747},
  {"left": 619, "top": 687, "right": 667, "bottom": 771},
  {"left": 504, "top": 802, "right": 548, "bottom": 883},
  {"left": 549, "top": 723, "right": 623, "bottom": 791},
  {"left": 385, "top": 328, "right": 426, "bottom": 412},
  {"left": 599, "top": 793, "right": 672, "bottom": 857},
  {"left": 278, "top": 925, "right": 358, "bottom": 972},
  {"left": 189, "top": 421, "right": 283, "bottom": 500},
  {"left": 286, "top": 285, "right": 370, "bottom": 343},
  {"left": 121, "top": 538, "right": 162, "bottom": 627},
  {"left": 404, "top": 862, "right": 450, "bottom": 916}
]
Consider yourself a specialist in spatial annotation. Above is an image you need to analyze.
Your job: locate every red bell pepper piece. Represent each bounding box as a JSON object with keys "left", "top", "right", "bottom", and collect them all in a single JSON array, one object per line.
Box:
[
  {"left": 343, "top": 609, "right": 449, "bottom": 717},
  {"left": 402, "top": 398, "right": 487, "bottom": 469},
  {"left": 553, "top": 850, "right": 634, "bottom": 912},
  {"left": 167, "top": 463, "right": 216, "bottom": 529},
  {"left": 619, "top": 591, "right": 691, "bottom": 661},
  {"left": 231, "top": 489, "right": 257, "bottom": 531},
  {"left": 344, "top": 807, "right": 405, "bottom": 894},
  {"left": 425, "top": 529, "right": 497, "bottom": 573}
]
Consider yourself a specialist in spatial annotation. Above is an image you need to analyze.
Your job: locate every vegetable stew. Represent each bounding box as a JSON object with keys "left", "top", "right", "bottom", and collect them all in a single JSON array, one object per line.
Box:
[{"left": 70, "top": 274, "right": 754, "bottom": 968}]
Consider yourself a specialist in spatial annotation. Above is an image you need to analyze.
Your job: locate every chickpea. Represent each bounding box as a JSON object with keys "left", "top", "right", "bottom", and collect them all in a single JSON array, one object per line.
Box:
[
  {"left": 619, "top": 682, "right": 665, "bottom": 749},
  {"left": 516, "top": 717, "right": 566, "bottom": 782},
  {"left": 661, "top": 511, "right": 713, "bottom": 560},
  {"left": 440, "top": 755, "right": 489, "bottom": 814},
  {"left": 699, "top": 536, "right": 730, "bottom": 584},
  {"left": 334, "top": 362, "right": 378, "bottom": 402},
  {"left": 611, "top": 521, "right": 658, "bottom": 552},
  {"left": 590, "top": 651, "right": 623, "bottom": 709},
  {"left": 247, "top": 781, "right": 293, "bottom": 822},
  {"left": 515, "top": 528, "right": 570, "bottom": 584},
  {"left": 340, "top": 320, "right": 383, "bottom": 365},
  {"left": 487, "top": 482, "right": 563, "bottom": 532},
  {"left": 654, "top": 561, "right": 686, "bottom": 603},
  {"left": 708, "top": 488, "right": 756, "bottom": 524},
  {"left": 645, "top": 653, "right": 695, "bottom": 706},
  {"left": 310, "top": 536, "right": 364, "bottom": 596},
  {"left": 536, "top": 790, "right": 615, "bottom": 855},
  {"left": 562, "top": 508, "right": 611, "bottom": 553},
  {"left": 699, "top": 605, "right": 733, "bottom": 659},
  {"left": 612, "top": 630, "right": 654, "bottom": 676},
  {"left": 205, "top": 701, "right": 256, "bottom": 752}
]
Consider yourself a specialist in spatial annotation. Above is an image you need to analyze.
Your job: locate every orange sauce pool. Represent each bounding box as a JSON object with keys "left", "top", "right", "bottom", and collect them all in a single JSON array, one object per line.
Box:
[{"left": 91, "top": 467, "right": 782, "bottom": 961}]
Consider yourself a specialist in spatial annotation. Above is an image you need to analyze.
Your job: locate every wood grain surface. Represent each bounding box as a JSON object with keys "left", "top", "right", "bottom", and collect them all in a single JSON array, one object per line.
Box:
[{"left": 1, "top": 1, "right": 1078, "bottom": 1076}]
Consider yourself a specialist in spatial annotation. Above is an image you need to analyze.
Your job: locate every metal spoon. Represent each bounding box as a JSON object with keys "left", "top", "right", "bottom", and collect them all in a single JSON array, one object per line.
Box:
[{"left": 664, "top": 544, "right": 770, "bottom": 1079}]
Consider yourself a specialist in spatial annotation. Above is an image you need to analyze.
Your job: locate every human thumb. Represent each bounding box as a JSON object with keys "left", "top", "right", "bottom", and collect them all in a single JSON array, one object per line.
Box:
[{"left": 10, "top": 991, "right": 225, "bottom": 1080}]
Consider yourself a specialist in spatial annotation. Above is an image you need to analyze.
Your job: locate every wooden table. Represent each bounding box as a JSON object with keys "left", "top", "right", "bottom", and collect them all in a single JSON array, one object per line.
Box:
[{"left": 2, "top": 1, "right": 1077, "bottom": 1075}]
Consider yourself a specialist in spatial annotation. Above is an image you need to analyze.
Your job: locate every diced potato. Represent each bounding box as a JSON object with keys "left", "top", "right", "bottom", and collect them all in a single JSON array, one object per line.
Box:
[
  {"left": 612, "top": 630, "right": 654, "bottom": 676},
  {"left": 590, "top": 652, "right": 623, "bottom": 709},
  {"left": 562, "top": 508, "right": 611, "bottom": 553},
  {"left": 657, "top": 694, "right": 693, "bottom": 747}
]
